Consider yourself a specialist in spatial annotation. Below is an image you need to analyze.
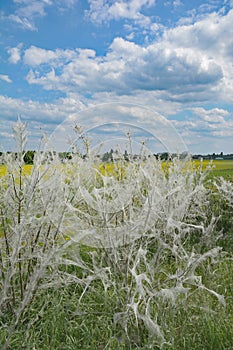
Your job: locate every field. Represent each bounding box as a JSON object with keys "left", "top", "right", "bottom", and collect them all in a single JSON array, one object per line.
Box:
[
  {"left": 0, "top": 164, "right": 32, "bottom": 177},
  {"left": 195, "top": 159, "right": 233, "bottom": 180},
  {"left": 1, "top": 159, "right": 233, "bottom": 180},
  {"left": 0, "top": 140, "right": 233, "bottom": 350}
]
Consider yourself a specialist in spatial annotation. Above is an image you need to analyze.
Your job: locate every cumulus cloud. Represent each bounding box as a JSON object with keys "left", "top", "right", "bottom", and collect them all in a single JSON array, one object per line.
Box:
[
  {"left": 23, "top": 34, "right": 223, "bottom": 102},
  {"left": 86, "top": 0, "right": 155, "bottom": 27},
  {"left": 164, "top": 9, "right": 233, "bottom": 56},
  {"left": 165, "top": 9, "right": 233, "bottom": 102},
  {"left": 24, "top": 46, "right": 58, "bottom": 66},
  {"left": 23, "top": 46, "right": 94, "bottom": 66},
  {"left": 15, "top": 8, "right": 233, "bottom": 105}
]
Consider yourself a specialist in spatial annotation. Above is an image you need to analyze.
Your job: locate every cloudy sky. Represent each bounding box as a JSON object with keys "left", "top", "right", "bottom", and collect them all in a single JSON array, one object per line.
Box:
[{"left": 0, "top": 0, "right": 233, "bottom": 154}]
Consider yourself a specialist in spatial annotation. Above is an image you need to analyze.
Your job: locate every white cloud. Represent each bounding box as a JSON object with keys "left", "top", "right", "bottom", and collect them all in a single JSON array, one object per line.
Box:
[
  {"left": 171, "top": 107, "right": 233, "bottom": 153},
  {"left": 164, "top": 9, "right": 233, "bottom": 102},
  {"left": 86, "top": 0, "right": 155, "bottom": 27},
  {"left": 108, "top": 0, "right": 154, "bottom": 19},
  {"left": 17, "top": 9, "right": 233, "bottom": 105},
  {"left": 0, "top": 74, "right": 12, "bottom": 83},
  {"left": 15, "top": 0, "right": 48, "bottom": 18},
  {"left": 2, "top": 4, "right": 233, "bottom": 153},
  {"left": 0, "top": 94, "right": 84, "bottom": 123},
  {"left": 24, "top": 46, "right": 58, "bottom": 65},
  {"left": 8, "top": 14, "right": 37, "bottom": 30},
  {"left": 23, "top": 46, "right": 89, "bottom": 66},
  {"left": 0, "top": 92, "right": 232, "bottom": 154},
  {"left": 23, "top": 36, "right": 223, "bottom": 102},
  {"left": 191, "top": 107, "right": 230, "bottom": 122},
  {"left": 168, "top": 10, "right": 233, "bottom": 52},
  {"left": 0, "top": 93, "right": 87, "bottom": 151},
  {"left": 173, "top": 0, "right": 183, "bottom": 8},
  {"left": 7, "top": 44, "right": 23, "bottom": 64},
  {"left": 5, "top": 0, "right": 78, "bottom": 31},
  {"left": 6, "top": 0, "right": 52, "bottom": 31},
  {"left": 57, "top": 0, "right": 77, "bottom": 12}
]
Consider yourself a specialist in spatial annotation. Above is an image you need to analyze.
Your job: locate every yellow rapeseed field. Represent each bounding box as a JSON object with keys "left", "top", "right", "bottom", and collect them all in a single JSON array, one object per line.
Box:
[
  {"left": 0, "top": 165, "right": 7, "bottom": 177},
  {"left": 0, "top": 164, "right": 33, "bottom": 177},
  {"left": 1, "top": 160, "right": 233, "bottom": 179}
]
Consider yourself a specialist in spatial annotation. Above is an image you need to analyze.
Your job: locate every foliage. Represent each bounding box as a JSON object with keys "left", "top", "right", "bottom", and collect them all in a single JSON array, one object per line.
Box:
[{"left": 23, "top": 150, "right": 35, "bottom": 165}]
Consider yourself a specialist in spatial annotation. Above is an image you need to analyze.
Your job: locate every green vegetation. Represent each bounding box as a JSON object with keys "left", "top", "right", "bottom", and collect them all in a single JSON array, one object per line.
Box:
[
  {"left": 1, "top": 259, "right": 232, "bottom": 349},
  {"left": 205, "top": 160, "right": 233, "bottom": 181}
]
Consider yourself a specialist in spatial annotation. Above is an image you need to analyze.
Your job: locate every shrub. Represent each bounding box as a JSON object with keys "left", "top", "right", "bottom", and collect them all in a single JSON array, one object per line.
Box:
[{"left": 0, "top": 119, "right": 232, "bottom": 349}]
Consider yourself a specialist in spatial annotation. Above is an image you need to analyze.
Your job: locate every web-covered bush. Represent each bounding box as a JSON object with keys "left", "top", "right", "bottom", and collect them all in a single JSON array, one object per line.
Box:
[{"left": 0, "top": 119, "right": 231, "bottom": 349}]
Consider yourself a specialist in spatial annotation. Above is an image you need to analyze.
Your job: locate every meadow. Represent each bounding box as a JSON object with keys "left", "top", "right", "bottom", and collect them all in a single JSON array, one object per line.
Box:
[{"left": 0, "top": 121, "right": 233, "bottom": 349}]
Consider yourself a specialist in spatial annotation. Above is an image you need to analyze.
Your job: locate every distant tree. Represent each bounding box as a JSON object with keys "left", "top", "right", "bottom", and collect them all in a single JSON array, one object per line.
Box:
[
  {"left": 160, "top": 152, "right": 169, "bottom": 160},
  {"left": 23, "top": 150, "right": 35, "bottom": 164},
  {"left": 59, "top": 152, "right": 72, "bottom": 161},
  {"left": 102, "top": 152, "right": 110, "bottom": 162}
]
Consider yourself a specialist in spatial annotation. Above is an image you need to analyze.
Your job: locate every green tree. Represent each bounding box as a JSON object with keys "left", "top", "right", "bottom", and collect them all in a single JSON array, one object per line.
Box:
[{"left": 23, "top": 150, "right": 35, "bottom": 164}]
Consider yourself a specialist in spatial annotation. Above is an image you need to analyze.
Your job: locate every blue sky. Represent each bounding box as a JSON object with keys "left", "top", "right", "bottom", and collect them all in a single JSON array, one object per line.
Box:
[{"left": 0, "top": 0, "right": 233, "bottom": 154}]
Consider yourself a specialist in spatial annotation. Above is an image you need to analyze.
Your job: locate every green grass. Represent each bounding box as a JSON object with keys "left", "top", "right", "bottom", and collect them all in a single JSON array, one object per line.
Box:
[
  {"left": 211, "top": 168, "right": 233, "bottom": 181},
  {"left": 169, "top": 259, "right": 233, "bottom": 350},
  {"left": 195, "top": 159, "right": 233, "bottom": 181},
  {"left": 1, "top": 258, "right": 232, "bottom": 350}
]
